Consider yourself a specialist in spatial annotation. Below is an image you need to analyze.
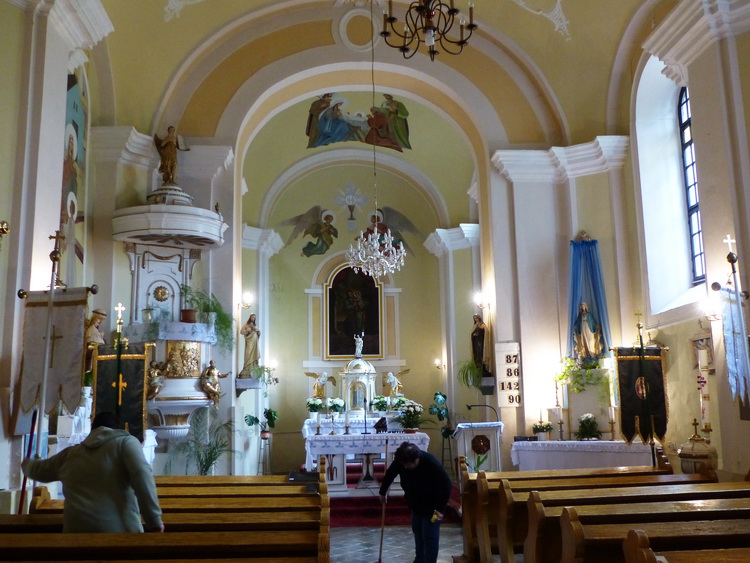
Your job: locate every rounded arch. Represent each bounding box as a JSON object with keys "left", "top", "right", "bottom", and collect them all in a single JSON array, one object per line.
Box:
[{"left": 257, "top": 147, "right": 450, "bottom": 230}]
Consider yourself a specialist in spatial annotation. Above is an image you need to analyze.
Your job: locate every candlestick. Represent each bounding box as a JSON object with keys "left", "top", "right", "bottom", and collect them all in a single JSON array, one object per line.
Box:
[
  {"left": 315, "top": 411, "right": 321, "bottom": 435},
  {"left": 609, "top": 420, "right": 616, "bottom": 440},
  {"left": 557, "top": 419, "right": 565, "bottom": 441},
  {"left": 608, "top": 406, "right": 615, "bottom": 423}
]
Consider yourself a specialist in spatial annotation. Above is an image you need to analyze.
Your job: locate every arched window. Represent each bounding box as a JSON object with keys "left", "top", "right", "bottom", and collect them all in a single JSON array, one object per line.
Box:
[
  {"left": 678, "top": 87, "right": 705, "bottom": 282},
  {"left": 634, "top": 56, "right": 705, "bottom": 317}
]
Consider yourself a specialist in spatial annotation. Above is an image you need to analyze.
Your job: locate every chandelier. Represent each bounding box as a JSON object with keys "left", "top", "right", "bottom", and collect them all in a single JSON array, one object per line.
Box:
[
  {"left": 381, "top": 0, "right": 477, "bottom": 61},
  {"left": 346, "top": 1, "right": 408, "bottom": 279}
]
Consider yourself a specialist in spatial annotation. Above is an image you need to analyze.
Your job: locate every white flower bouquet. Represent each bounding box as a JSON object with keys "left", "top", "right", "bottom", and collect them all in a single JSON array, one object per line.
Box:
[
  {"left": 371, "top": 395, "right": 389, "bottom": 412},
  {"left": 327, "top": 397, "right": 346, "bottom": 413},
  {"left": 306, "top": 397, "right": 324, "bottom": 412}
]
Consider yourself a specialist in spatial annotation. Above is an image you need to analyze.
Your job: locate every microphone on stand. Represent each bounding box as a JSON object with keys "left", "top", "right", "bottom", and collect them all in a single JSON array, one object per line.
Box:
[
  {"left": 362, "top": 398, "right": 369, "bottom": 434},
  {"left": 466, "top": 403, "right": 500, "bottom": 422}
]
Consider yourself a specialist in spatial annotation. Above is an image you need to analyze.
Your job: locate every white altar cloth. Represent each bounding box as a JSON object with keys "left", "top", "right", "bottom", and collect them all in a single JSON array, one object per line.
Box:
[
  {"left": 304, "top": 432, "right": 429, "bottom": 472},
  {"left": 301, "top": 416, "right": 392, "bottom": 439},
  {"left": 510, "top": 440, "right": 654, "bottom": 470}
]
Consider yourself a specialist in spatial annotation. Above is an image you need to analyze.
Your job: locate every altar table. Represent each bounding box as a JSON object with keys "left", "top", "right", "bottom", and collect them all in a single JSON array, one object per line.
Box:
[
  {"left": 510, "top": 440, "right": 654, "bottom": 471},
  {"left": 305, "top": 432, "right": 429, "bottom": 495}
]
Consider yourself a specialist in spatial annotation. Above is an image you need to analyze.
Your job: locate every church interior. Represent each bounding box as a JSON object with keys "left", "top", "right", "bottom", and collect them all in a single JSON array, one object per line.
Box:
[{"left": 3, "top": 0, "right": 750, "bottom": 546}]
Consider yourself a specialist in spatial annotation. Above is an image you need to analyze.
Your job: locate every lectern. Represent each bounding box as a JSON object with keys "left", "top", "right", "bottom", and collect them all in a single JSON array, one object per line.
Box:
[{"left": 453, "top": 421, "right": 504, "bottom": 472}]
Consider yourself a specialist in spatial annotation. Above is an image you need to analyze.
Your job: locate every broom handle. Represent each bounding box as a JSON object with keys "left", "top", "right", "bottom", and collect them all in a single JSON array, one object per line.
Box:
[{"left": 378, "top": 438, "right": 389, "bottom": 562}]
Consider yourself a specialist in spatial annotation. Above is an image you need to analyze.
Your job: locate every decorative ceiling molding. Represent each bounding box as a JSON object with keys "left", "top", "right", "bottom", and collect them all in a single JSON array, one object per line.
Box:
[
  {"left": 424, "top": 224, "right": 478, "bottom": 257},
  {"left": 50, "top": 0, "right": 113, "bottom": 53},
  {"left": 511, "top": 0, "right": 570, "bottom": 39},
  {"left": 90, "top": 126, "right": 156, "bottom": 169},
  {"left": 643, "top": 0, "right": 750, "bottom": 85},
  {"left": 492, "top": 136, "right": 629, "bottom": 184},
  {"left": 242, "top": 225, "right": 284, "bottom": 256},
  {"left": 164, "top": 0, "right": 208, "bottom": 22}
]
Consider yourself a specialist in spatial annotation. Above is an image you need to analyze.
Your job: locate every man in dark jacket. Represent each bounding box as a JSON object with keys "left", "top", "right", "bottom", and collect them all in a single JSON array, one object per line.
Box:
[
  {"left": 379, "top": 441, "right": 452, "bottom": 563},
  {"left": 22, "top": 411, "right": 163, "bottom": 533}
]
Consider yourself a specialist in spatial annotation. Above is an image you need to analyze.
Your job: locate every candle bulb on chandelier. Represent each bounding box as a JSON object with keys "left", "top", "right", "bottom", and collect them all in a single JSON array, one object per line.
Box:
[
  {"left": 388, "top": 0, "right": 393, "bottom": 17},
  {"left": 383, "top": 10, "right": 388, "bottom": 29},
  {"left": 469, "top": 2, "right": 474, "bottom": 25}
]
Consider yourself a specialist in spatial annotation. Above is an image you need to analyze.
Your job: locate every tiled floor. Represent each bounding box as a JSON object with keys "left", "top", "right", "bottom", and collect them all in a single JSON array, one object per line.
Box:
[{"left": 330, "top": 523, "right": 465, "bottom": 563}]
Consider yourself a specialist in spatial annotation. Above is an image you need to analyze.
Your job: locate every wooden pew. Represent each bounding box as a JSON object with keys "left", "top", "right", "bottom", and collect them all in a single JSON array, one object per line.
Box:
[
  {"left": 457, "top": 456, "right": 672, "bottom": 563},
  {"left": 0, "top": 529, "right": 328, "bottom": 561},
  {"left": 526, "top": 494, "right": 750, "bottom": 563},
  {"left": 560, "top": 507, "right": 750, "bottom": 563},
  {"left": 623, "top": 528, "right": 750, "bottom": 563},
  {"left": 155, "top": 474, "right": 309, "bottom": 486},
  {"left": 492, "top": 472, "right": 717, "bottom": 563}
]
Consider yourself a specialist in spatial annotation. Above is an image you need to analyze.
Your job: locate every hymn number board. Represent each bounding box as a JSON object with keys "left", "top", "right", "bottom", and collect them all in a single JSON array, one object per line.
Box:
[{"left": 495, "top": 342, "right": 522, "bottom": 407}]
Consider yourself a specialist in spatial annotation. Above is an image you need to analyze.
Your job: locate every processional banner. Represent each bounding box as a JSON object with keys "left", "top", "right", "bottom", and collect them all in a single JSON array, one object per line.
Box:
[
  {"left": 92, "top": 342, "right": 151, "bottom": 442},
  {"left": 614, "top": 346, "right": 668, "bottom": 444},
  {"left": 20, "top": 288, "right": 87, "bottom": 414}
]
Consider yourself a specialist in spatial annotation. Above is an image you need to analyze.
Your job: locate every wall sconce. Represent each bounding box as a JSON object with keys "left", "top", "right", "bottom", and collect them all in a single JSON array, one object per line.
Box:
[
  {"left": 474, "top": 291, "right": 490, "bottom": 310},
  {"left": 0, "top": 220, "right": 8, "bottom": 250},
  {"left": 239, "top": 292, "right": 254, "bottom": 310},
  {"left": 434, "top": 358, "right": 443, "bottom": 369}
]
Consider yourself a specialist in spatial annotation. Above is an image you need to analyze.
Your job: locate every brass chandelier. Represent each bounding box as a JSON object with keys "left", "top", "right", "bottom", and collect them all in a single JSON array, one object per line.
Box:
[{"left": 381, "top": 0, "right": 477, "bottom": 61}]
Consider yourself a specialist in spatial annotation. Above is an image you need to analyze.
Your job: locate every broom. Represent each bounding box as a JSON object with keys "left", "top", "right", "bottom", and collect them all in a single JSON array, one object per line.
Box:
[{"left": 375, "top": 438, "right": 388, "bottom": 563}]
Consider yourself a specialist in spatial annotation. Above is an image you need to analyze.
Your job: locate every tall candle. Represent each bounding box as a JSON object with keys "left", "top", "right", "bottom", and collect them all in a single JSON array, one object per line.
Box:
[
  {"left": 608, "top": 406, "right": 615, "bottom": 422},
  {"left": 345, "top": 410, "right": 350, "bottom": 426},
  {"left": 316, "top": 411, "right": 321, "bottom": 426},
  {"left": 698, "top": 349, "right": 708, "bottom": 370},
  {"left": 555, "top": 406, "right": 563, "bottom": 421}
]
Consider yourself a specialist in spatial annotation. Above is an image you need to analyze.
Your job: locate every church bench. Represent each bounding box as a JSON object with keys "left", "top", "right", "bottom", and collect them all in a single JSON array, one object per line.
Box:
[
  {"left": 491, "top": 472, "right": 716, "bottom": 563},
  {"left": 155, "top": 474, "right": 310, "bottom": 486},
  {"left": 0, "top": 509, "right": 327, "bottom": 533},
  {"left": 560, "top": 507, "right": 750, "bottom": 563},
  {"left": 30, "top": 485, "right": 327, "bottom": 514},
  {"left": 623, "top": 529, "right": 750, "bottom": 563},
  {"left": 456, "top": 456, "right": 674, "bottom": 563},
  {"left": 155, "top": 484, "right": 318, "bottom": 497},
  {"left": 0, "top": 529, "right": 330, "bottom": 561},
  {"left": 526, "top": 493, "right": 750, "bottom": 563}
]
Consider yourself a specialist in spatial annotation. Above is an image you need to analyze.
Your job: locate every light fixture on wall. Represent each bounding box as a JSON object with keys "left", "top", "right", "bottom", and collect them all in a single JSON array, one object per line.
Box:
[
  {"left": 381, "top": 0, "right": 477, "bottom": 61},
  {"left": 347, "top": 2, "right": 407, "bottom": 279}
]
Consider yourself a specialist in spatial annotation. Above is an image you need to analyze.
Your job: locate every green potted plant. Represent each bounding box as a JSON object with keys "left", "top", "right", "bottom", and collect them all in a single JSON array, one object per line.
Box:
[
  {"left": 532, "top": 421, "right": 554, "bottom": 440},
  {"left": 555, "top": 356, "right": 610, "bottom": 402},
  {"left": 574, "top": 413, "right": 602, "bottom": 440},
  {"left": 457, "top": 359, "right": 483, "bottom": 389},
  {"left": 179, "top": 284, "right": 234, "bottom": 352},
  {"left": 164, "top": 407, "right": 235, "bottom": 475},
  {"left": 371, "top": 395, "right": 389, "bottom": 413},
  {"left": 245, "top": 408, "right": 279, "bottom": 439},
  {"left": 428, "top": 391, "right": 454, "bottom": 439}
]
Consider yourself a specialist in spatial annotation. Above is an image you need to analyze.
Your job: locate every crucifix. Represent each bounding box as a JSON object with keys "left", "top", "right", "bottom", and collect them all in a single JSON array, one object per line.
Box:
[
  {"left": 723, "top": 234, "right": 736, "bottom": 254},
  {"left": 44, "top": 325, "right": 64, "bottom": 368},
  {"left": 111, "top": 373, "right": 128, "bottom": 406}
]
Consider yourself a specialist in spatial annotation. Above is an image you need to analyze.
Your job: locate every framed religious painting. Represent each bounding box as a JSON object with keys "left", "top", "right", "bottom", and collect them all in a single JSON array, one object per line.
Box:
[{"left": 324, "top": 266, "right": 382, "bottom": 359}]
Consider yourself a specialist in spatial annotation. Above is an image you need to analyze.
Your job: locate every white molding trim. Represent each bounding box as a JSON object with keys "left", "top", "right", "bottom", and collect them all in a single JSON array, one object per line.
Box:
[
  {"left": 492, "top": 136, "right": 629, "bottom": 184},
  {"left": 90, "top": 126, "right": 156, "bottom": 169},
  {"left": 50, "top": 0, "right": 113, "bottom": 53},
  {"left": 241, "top": 225, "right": 283, "bottom": 257},
  {"left": 643, "top": 0, "right": 750, "bottom": 85},
  {"left": 424, "top": 224, "right": 479, "bottom": 257}
]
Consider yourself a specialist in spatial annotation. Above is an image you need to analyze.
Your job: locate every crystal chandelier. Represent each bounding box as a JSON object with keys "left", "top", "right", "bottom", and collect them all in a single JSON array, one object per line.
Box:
[
  {"left": 347, "top": 1, "right": 408, "bottom": 279},
  {"left": 381, "top": 0, "right": 477, "bottom": 61}
]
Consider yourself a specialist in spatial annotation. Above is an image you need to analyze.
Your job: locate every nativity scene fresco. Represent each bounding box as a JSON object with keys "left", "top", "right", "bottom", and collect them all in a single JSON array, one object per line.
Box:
[{"left": 305, "top": 93, "right": 411, "bottom": 152}]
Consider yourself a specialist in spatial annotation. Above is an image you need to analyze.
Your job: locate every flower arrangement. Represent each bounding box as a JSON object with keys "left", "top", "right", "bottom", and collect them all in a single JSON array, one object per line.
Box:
[
  {"left": 574, "top": 413, "right": 602, "bottom": 440},
  {"left": 245, "top": 408, "right": 279, "bottom": 432},
  {"left": 371, "top": 395, "right": 390, "bottom": 412},
  {"left": 395, "top": 399, "right": 425, "bottom": 430},
  {"left": 306, "top": 397, "right": 324, "bottom": 413},
  {"left": 532, "top": 421, "right": 554, "bottom": 433},
  {"left": 327, "top": 397, "right": 346, "bottom": 413},
  {"left": 391, "top": 396, "right": 408, "bottom": 410}
]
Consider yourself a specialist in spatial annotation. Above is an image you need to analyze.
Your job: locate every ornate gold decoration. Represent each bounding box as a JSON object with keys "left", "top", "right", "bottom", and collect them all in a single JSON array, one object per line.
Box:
[
  {"left": 165, "top": 341, "right": 201, "bottom": 378},
  {"left": 153, "top": 285, "right": 170, "bottom": 302}
]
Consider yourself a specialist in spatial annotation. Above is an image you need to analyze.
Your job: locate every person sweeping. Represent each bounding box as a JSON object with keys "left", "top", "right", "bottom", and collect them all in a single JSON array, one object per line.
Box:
[{"left": 379, "top": 442, "right": 452, "bottom": 563}]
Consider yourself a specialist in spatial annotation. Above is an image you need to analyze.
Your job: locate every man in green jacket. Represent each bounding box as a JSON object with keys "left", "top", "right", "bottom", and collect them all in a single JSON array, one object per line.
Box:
[{"left": 22, "top": 411, "right": 163, "bottom": 533}]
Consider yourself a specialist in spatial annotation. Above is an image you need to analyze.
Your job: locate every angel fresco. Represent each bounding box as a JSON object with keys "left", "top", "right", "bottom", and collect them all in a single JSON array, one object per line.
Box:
[
  {"left": 362, "top": 207, "right": 422, "bottom": 255},
  {"left": 277, "top": 206, "right": 339, "bottom": 257}
]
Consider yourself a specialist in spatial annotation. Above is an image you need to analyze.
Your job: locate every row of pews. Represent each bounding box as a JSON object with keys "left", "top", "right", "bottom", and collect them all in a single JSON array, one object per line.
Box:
[
  {"left": 457, "top": 454, "right": 750, "bottom": 563},
  {"left": 0, "top": 458, "right": 331, "bottom": 562}
]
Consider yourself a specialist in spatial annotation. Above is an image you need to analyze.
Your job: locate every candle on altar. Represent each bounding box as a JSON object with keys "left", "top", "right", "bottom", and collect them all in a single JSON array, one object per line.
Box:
[
  {"left": 608, "top": 406, "right": 616, "bottom": 422},
  {"left": 539, "top": 408, "right": 544, "bottom": 422},
  {"left": 554, "top": 406, "right": 563, "bottom": 421},
  {"left": 698, "top": 349, "right": 708, "bottom": 370},
  {"left": 345, "top": 410, "right": 349, "bottom": 426},
  {"left": 316, "top": 411, "right": 321, "bottom": 426}
]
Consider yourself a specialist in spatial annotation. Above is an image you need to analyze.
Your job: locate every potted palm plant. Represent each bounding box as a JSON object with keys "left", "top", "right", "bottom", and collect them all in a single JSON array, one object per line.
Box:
[{"left": 164, "top": 407, "right": 235, "bottom": 475}]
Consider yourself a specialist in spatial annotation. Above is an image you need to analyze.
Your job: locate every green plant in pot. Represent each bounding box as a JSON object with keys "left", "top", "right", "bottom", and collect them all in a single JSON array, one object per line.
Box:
[
  {"left": 457, "top": 359, "right": 484, "bottom": 389},
  {"left": 428, "top": 391, "right": 454, "bottom": 438},
  {"left": 179, "top": 285, "right": 234, "bottom": 352},
  {"left": 245, "top": 408, "right": 279, "bottom": 439},
  {"left": 164, "top": 407, "right": 235, "bottom": 475}
]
